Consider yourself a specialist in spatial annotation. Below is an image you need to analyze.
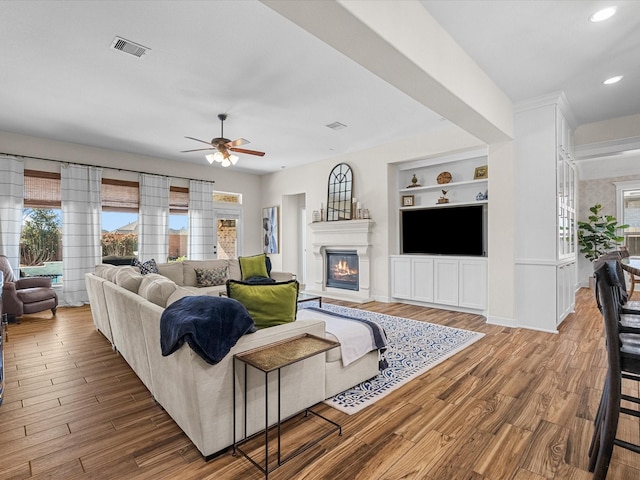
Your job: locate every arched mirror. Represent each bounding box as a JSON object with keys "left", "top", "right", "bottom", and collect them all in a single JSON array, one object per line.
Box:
[{"left": 327, "top": 163, "right": 353, "bottom": 221}]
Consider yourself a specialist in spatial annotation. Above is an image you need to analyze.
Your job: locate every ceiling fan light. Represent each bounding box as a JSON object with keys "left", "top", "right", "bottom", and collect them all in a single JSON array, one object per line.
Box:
[
  {"left": 221, "top": 158, "right": 231, "bottom": 167},
  {"left": 229, "top": 154, "right": 239, "bottom": 165},
  {"left": 205, "top": 153, "right": 215, "bottom": 164},
  {"left": 213, "top": 151, "right": 224, "bottom": 162}
]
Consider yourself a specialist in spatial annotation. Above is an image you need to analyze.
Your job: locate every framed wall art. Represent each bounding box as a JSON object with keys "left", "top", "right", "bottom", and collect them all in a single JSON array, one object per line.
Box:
[
  {"left": 262, "top": 206, "right": 279, "bottom": 253},
  {"left": 474, "top": 165, "right": 488, "bottom": 180},
  {"left": 402, "top": 195, "right": 414, "bottom": 207}
]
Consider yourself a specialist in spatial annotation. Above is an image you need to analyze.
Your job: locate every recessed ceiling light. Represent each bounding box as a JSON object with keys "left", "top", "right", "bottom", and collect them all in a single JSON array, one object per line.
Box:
[
  {"left": 603, "top": 75, "right": 623, "bottom": 85},
  {"left": 590, "top": 6, "right": 617, "bottom": 22}
]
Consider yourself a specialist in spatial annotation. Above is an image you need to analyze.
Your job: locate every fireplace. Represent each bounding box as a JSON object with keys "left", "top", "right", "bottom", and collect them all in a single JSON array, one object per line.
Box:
[
  {"left": 309, "top": 219, "right": 373, "bottom": 303},
  {"left": 326, "top": 250, "right": 359, "bottom": 291}
]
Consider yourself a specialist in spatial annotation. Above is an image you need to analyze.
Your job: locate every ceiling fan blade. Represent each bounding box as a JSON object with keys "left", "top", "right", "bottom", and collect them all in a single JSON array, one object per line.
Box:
[
  {"left": 184, "top": 136, "right": 214, "bottom": 146},
  {"left": 230, "top": 147, "right": 266, "bottom": 157},
  {"left": 181, "top": 147, "right": 215, "bottom": 153},
  {"left": 226, "top": 137, "right": 250, "bottom": 147}
]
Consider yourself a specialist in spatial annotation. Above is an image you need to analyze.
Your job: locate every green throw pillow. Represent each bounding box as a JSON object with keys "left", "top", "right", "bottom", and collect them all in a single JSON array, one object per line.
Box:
[
  {"left": 239, "top": 254, "right": 269, "bottom": 281},
  {"left": 226, "top": 279, "right": 299, "bottom": 329}
]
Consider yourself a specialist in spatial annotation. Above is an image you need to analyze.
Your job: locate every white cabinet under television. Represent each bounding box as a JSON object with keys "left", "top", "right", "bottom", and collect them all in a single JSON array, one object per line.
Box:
[
  {"left": 390, "top": 255, "right": 487, "bottom": 313},
  {"left": 392, "top": 149, "right": 489, "bottom": 314}
]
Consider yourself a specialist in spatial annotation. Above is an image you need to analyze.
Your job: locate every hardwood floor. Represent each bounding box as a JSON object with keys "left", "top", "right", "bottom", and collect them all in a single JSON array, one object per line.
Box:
[{"left": 1, "top": 288, "right": 639, "bottom": 479}]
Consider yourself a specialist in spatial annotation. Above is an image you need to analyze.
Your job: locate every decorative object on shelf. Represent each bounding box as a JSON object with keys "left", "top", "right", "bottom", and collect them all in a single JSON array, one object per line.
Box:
[
  {"left": 312, "top": 210, "right": 321, "bottom": 222},
  {"left": 437, "top": 171, "right": 452, "bottom": 184},
  {"left": 407, "top": 174, "right": 421, "bottom": 188},
  {"left": 402, "top": 195, "right": 414, "bottom": 207},
  {"left": 352, "top": 198, "right": 358, "bottom": 219},
  {"left": 437, "top": 190, "right": 449, "bottom": 204},
  {"left": 474, "top": 165, "right": 488, "bottom": 180},
  {"left": 362, "top": 209, "right": 370, "bottom": 219},
  {"left": 475, "top": 190, "right": 488, "bottom": 201}
]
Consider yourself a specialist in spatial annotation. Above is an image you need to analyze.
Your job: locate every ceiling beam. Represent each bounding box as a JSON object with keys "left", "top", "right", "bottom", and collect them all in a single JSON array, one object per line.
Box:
[{"left": 262, "top": 0, "right": 513, "bottom": 144}]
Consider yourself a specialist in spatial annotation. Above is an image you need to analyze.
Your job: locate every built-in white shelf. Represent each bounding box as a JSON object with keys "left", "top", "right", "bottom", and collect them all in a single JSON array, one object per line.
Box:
[
  {"left": 400, "top": 200, "right": 488, "bottom": 211},
  {"left": 400, "top": 178, "right": 488, "bottom": 194}
]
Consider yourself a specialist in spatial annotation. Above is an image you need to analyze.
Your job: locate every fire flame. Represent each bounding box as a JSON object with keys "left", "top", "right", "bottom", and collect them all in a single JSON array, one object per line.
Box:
[{"left": 332, "top": 259, "right": 358, "bottom": 279}]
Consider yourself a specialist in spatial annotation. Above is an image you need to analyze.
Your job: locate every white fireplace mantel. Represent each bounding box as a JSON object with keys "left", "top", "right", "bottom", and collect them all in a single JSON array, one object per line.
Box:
[{"left": 307, "top": 219, "right": 374, "bottom": 303}]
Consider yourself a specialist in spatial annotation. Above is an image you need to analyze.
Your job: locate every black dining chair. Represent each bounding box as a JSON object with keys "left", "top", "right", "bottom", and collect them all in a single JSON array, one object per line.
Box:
[{"left": 589, "top": 258, "right": 640, "bottom": 479}]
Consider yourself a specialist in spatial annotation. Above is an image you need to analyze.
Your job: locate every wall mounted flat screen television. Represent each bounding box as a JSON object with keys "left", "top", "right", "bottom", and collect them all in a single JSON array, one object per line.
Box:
[{"left": 401, "top": 204, "right": 486, "bottom": 256}]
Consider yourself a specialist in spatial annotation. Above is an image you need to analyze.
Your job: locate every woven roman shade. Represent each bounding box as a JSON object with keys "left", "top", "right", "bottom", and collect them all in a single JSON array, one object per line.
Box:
[
  {"left": 24, "top": 170, "right": 61, "bottom": 208},
  {"left": 101, "top": 179, "right": 139, "bottom": 212}
]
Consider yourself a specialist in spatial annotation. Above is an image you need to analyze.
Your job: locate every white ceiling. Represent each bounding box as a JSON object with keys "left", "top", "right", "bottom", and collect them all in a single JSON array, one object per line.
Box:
[{"left": 1, "top": 1, "right": 638, "bottom": 175}]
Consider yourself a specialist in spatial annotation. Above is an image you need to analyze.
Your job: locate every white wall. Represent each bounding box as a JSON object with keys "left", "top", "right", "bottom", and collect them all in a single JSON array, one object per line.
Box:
[
  {"left": 573, "top": 114, "right": 640, "bottom": 285},
  {"left": 0, "top": 130, "right": 264, "bottom": 255},
  {"left": 577, "top": 173, "right": 640, "bottom": 285},
  {"left": 261, "top": 123, "right": 484, "bottom": 301}
]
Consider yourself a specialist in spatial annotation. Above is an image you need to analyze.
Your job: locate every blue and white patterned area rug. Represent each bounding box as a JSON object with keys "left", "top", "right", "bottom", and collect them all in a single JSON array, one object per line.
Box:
[{"left": 299, "top": 303, "right": 485, "bottom": 414}]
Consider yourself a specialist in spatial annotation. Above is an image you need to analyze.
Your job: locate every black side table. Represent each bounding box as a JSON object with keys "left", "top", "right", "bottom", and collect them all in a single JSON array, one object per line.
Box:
[{"left": 233, "top": 333, "right": 341, "bottom": 478}]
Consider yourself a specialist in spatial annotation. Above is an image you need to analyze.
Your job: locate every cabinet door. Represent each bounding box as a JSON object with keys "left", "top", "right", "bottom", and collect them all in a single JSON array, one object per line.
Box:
[
  {"left": 390, "top": 257, "right": 411, "bottom": 299},
  {"left": 434, "top": 259, "right": 458, "bottom": 305},
  {"left": 413, "top": 257, "right": 434, "bottom": 302},
  {"left": 556, "top": 262, "right": 576, "bottom": 323},
  {"left": 459, "top": 259, "right": 487, "bottom": 310}
]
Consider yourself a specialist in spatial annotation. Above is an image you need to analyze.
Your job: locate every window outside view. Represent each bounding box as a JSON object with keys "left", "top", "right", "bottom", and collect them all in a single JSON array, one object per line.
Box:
[
  {"left": 623, "top": 189, "right": 640, "bottom": 255},
  {"left": 20, "top": 208, "right": 63, "bottom": 282}
]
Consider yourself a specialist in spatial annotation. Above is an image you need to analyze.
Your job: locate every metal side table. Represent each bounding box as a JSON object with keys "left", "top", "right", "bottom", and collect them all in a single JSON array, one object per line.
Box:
[{"left": 233, "top": 333, "right": 341, "bottom": 478}]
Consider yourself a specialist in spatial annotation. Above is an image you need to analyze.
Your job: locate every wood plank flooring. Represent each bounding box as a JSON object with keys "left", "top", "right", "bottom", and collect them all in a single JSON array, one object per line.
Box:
[{"left": 1, "top": 288, "right": 639, "bottom": 479}]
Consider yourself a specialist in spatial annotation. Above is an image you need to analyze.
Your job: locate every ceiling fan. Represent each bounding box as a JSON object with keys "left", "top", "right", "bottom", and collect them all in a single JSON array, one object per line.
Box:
[{"left": 182, "top": 113, "right": 265, "bottom": 167}]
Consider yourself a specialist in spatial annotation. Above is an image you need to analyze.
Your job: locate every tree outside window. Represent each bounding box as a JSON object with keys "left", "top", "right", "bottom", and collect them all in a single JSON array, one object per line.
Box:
[{"left": 20, "top": 208, "right": 61, "bottom": 266}]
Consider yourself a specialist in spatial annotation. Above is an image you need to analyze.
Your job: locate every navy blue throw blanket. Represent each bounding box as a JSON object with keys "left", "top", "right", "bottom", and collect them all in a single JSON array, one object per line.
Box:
[{"left": 160, "top": 296, "right": 256, "bottom": 365}]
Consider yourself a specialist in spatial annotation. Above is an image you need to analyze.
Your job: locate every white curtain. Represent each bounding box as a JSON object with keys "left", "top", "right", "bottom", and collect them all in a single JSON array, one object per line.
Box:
[
  {"left": 138, "top": 173, "right": 169, "bottom": 262},
  {"left": 0, "top": 156, "right": 24, "bottom": 272},
  {"left": 188, "top": 180, "right": 216, "bottom": 260},
  {"left": 61, "top": 164, "right": 103, "bottom": 306}
]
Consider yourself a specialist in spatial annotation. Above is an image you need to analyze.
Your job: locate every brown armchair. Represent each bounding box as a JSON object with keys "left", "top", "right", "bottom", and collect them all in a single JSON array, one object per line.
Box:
[{"left": 0, "top": 256, "right": 57, "bottom": 322}]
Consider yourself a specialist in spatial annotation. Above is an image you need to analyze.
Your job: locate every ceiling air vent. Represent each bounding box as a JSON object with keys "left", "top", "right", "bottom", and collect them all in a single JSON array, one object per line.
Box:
[
  {"left": 110, "top": 36, "right": 150, "bottom": 58},
  {"left": 326, "top": 121, "right": 347, "bottom": 130}
]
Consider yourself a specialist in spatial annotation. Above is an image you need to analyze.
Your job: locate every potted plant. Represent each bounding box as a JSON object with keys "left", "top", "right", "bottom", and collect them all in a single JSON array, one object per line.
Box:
[{"left": 577, "top": 203, "right": 628, "bottom": 261}]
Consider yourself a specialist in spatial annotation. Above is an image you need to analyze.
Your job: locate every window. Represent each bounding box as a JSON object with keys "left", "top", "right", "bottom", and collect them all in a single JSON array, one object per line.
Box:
[
  {"left": 616, "top": 180, "right": 640, "bottom": 255},
  {"left": 213, "top": 191, "right": 242, "bottom": 204},
  {"left": 169, "top": 186, "right": 189, "bottom": 260},
  {"left": 101, "top": 179, "right": 139, "bottom": 262},
  {"left": 21, "top": 170, "right": 63, "bottom": 282},
  {"left": 213, "top": 192, "right": 242, "bottom": 258}
]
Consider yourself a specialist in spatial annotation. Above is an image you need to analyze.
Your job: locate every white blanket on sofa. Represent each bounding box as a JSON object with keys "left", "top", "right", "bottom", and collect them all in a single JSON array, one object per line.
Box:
[{"left": 296, "top": 308, "right": 381, "bottom": 367}]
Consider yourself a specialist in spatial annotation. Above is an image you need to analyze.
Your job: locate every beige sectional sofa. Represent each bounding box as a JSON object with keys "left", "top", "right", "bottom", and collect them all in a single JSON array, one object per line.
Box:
[
  {"left": 154, "top": 258, "right": 293, "bottom": 296},
  {"left": 85, "top": 262, "right": 380, "bottom": 459}
]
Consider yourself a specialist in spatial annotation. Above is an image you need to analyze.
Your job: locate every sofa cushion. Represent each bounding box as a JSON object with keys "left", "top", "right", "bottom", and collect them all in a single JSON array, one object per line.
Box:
[
  {"left": 226, "top": 279, "right": 299, "bottom": 329},
  {"left": 157, "top": 261, "right": 184, "bottom": 286},
  {"left": 138, "top": 274, "right": 178, "bottom": 307},
  {"left": 95, "top": 264, "right": 119, "bottom": 282},
  {"left": 182, "top": 260, "right": 227, "bottom": 287},
  {"left": 166, "top": 286, "right": 197, "bottom": 307},
  {"left": 195, "top": 266, "right": 228, "bottom": 287},
  {"left": 238, "top": 254, "right": 269, "bottom": 281},
  {"left": 133, "top": 258, "right": 159, "bottom": 275},
  {"left": 227, "top": 258, "right": 241, "bottom": 280},
  {"left": 115, "top": 268, "right": 144, "bottom": 292},
  {"left": 95, "top": 263, "right": 114, "bottom": 278}
]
